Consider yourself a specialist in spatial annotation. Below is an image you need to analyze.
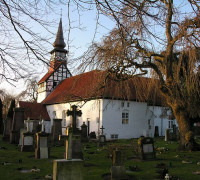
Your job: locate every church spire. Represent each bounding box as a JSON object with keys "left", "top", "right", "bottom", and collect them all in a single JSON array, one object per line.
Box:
[{"left": 53, "top": 18, "right": 66, "bottom": 49}]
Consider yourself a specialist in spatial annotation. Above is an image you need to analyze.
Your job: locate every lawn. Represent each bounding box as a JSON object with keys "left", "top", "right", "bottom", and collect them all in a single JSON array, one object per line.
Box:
[{"left": 0, "top": 135, "right": 200, "bottom": 180}]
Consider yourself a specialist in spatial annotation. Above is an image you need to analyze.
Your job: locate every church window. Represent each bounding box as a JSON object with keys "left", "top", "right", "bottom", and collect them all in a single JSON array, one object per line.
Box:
[
  {"left": 110, "top": 134, "right": 118, "bottom": 139},
  {"left": 168, "top": 120, "right": 173, "bottom": 129},
  {"left": 122, "top": 111, "right": 129, "bottom": 124},
  {"left": 127, "top": 102, "right": 129, "bottom": 107},
  {"left": 121, "top": 102, "right": 124, "bottom": 107}
]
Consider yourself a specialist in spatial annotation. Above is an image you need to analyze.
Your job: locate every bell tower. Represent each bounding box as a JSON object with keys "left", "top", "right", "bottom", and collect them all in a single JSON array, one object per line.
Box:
[{"left": 37, "top": 19, "right": 71, "bottom": 103}]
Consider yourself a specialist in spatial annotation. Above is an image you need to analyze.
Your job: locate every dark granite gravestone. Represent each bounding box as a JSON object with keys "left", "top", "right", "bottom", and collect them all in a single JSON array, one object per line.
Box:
[
  {"left": 10, "top": 108, "right": 25, "bottom": 144},
  {"left": 154, "top": 126, "right": 159, "bottom": 137},
  {"left": 81, "top": 122, "right": 88, "bottom": 142},
  {"left": 32, "top": 120, "right": 39, "bottom": 133},
  {"left": 138, "top": 137, "right": 155, "bottom": 160},
  {"left": 66, "top": 105, "right": 82, "bottom": 133},
  {"left": 52, "top": 119, "right": 62, "bottom": 142},
  {"left": 2, "top": 117, "right": 13, "bottom": 141},
  {"left": 53, "top": 105, "right": 83, "bottom": 180},
  {"left": 165, "top": 129, "right": 170, "bottom": 141},
  {"left": 35, "top": 120, "right": 49, "bottom": 159},
  {"left": 111, "top": 149, "right": 126, "bottom": 180}
]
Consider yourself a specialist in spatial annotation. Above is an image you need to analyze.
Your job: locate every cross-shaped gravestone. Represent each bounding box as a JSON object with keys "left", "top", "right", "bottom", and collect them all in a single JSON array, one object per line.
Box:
[
  {"left": 67, "top": 105, "right": 82, "bottom": 133},
  {"left": 100, "top": 125, "right": 105, "bottom": 135},
  {"left": 27, "top": 117, "right": 30, "bottom": 132}
]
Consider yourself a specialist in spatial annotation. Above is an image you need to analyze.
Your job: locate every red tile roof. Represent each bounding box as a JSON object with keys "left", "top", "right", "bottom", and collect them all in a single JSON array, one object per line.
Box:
[
  {"left": 42, "top": 70, "right": 165, "bottom": 106},
  {"left": 19, "top": 101, "right": 50, "bottom": 121}
]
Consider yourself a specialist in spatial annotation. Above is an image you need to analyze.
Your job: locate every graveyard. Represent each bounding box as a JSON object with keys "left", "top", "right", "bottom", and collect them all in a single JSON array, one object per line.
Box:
[{"left": 1, "top": 135, "right": 200, "bottom": 180}]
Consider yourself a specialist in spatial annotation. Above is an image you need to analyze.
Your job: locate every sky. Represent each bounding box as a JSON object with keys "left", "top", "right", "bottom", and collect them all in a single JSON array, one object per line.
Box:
[
  {"left": 0, "top": 2, "right": 115, "bottom": 96},
  {"left": 0, "top": 0, "right": 195, "bottom": 96}
]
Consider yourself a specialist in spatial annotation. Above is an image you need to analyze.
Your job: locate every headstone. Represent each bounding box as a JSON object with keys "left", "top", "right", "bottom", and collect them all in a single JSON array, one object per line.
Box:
[
  {"left": 19, "top": 128, "right": 26, "bottom": 147},
  {"left": 111, "top": 149, "right": 126, "bottom": 180},
  {"left": 81, "top": 122, "right": 88, "bottom": 142},
  {"left": 32, "top": 121, "right": 39, "bottom": 133},
  {"left": 53, "top": 159, "right": 83, "bottom": 180},
  {"left": 35, "top": 132, "right": 49, "bottom": 159},
  {"left": 138, "top": 137, "right": 155, "bottom": 160},
  {"left": 21, "top": 118, "right": 34, "bottom": 152},
  {"left": 99, "top": 126, "right": 106, "bottom": 146},
  {"left": 2, "top": 117, "right": 13, "bottom": 141},
  {"left": 66, "top": 105, "right": 82, "bottom": 133},
  {"left": 53, "top": 105, "right": 83, "bottom": 180},
  {"left": 10, "top": 108, "right": 25, "bottom": 144},
  {"left": 52, "top": 119, "right": 62, "bottom": 142},
  {"left": 154, "top": 126, "right": 159, "bottom": 137},
  {"left": 165, "top": 129, "right": 170, "bottom": 141}
]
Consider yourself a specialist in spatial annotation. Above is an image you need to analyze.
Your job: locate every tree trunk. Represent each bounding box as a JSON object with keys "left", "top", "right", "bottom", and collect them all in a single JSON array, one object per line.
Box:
[{"left": 171, "top": 103, "right": 199, "bottom": 151}]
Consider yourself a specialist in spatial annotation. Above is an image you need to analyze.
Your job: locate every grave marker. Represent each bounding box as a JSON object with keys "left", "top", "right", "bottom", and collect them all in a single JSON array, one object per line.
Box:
[
  {"left": 35, "top": 120, "right": 49, "bottom": 159},
  {"left": 138, "top": 137, "right": 155, "bottom": 160},
  {"left": 52, "top": 119, "right": 62, "bottom": 142},
  {"left": 99, "top": 125, "right": 106, "bottom": 146},
  {"left": 10, "top": 108, "right": 25, "bottom": 144},
  {"left": 53, "top": 105, "right": 83, "bottom": 180},
  {"left": 21, "top": 117, "right": 34, "bottom": 152},
  {"left": 111, "top": 149, "right": 126, "bottom": 180}
]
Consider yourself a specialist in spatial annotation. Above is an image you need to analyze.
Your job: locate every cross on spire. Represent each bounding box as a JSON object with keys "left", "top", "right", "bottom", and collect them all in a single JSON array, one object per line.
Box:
[{"left": 67, "top": 105, "right": 82, "bottom": 132}]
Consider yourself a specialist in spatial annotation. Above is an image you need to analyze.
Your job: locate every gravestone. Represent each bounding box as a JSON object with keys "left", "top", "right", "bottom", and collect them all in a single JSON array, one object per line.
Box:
[
  {"left": 53, "top": 105, "right": 83, "bottom": 180},
  {"left": 32, "top": 120, "right": 39, "bottom": 133},
  {"left": 165, "top": 129, "right": 170, "bottom": 141},
  {"left": 111, "top": 149, "right": 126, "bottom": 180},
  {"left": 35, "top": 120, "right": 49, "bottom": 159},
  {"left": 21, "top": 118, "right": 34, "bottom": 152},
  {"left": 138, "top": 137, "right": 155, "bottom": 160},
  {"left": 81, "top": 122, "right": 88, "bottom": 142},
  {"left": 99, "top": 125, "right": 106, "bottom": 146},
  {"left": 19, "top": 128, "right": 27, "bottom": 147},
  {"left": 154, "top": 126, "right": 159, "bottom": 137},
  {"left": 2, "top": 117, "right": 13, "bottom": 141},
  {"left": 10, "top": 108, "right": 25, "bottom": 144},
  {"left": 52, "top": 119, "right": 62, "bottom": 142}
]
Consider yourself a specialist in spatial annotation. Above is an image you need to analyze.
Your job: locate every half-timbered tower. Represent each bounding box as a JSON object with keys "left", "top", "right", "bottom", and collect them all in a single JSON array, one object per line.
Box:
[{"left": 37, "top": 19, "right": 71, "bottom": 103}]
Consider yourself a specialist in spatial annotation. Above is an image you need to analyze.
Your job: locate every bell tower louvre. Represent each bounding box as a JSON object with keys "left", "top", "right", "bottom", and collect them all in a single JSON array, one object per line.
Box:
[{"left": 37, "top": 19, "right": 72, "bottom": 103}]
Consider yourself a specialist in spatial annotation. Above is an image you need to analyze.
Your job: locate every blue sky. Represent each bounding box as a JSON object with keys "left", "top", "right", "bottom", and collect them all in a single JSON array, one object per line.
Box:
[
  {"left": 0, "top": 0, "right": 195, "bottom": 96},
  {"left": 0, "top": 2, "right": 115, "bottom": 95}
]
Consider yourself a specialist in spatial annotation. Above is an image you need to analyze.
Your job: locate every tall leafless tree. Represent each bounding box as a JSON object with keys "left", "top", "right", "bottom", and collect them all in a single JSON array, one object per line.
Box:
[{"left": 77, "top": 0, "right": 200, "bottom": 150}]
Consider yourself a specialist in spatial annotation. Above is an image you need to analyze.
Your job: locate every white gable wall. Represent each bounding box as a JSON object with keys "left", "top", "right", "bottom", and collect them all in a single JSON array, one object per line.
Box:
[{"left": 102, "top": 99, "right": 154, "bottom": 139}]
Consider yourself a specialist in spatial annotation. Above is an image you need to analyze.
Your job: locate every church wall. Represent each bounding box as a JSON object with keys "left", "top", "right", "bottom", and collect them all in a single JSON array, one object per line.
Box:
[
  {"left": 101, "top": 99, "right": 153, "bottom": 139},
  {"left": 37, "top": 91, "right": 47, "bottom": 103},
  {"left": 148, "top": 106, "right": 178, "bottom": 136},
  {"left": 46, "top": 99, "right": 103, "bottom": 135}
]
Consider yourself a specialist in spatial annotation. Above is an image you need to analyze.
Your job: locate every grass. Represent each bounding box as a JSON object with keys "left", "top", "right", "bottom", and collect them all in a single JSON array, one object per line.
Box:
[{"left": 0, "top": 136, "right": 200, "bottom": 180}]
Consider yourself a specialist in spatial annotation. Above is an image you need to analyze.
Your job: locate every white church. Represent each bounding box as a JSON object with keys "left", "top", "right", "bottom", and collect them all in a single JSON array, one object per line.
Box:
[{"left": 18, "top": 19, "right": 177, "bottom": 139}]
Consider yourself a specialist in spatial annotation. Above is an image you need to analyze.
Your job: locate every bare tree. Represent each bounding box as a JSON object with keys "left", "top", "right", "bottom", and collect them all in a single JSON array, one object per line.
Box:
[
  {"left": 77, "top": 0, "right": 200, "bottom": 150},
  {"left": 17, "top": 77, "right": 38, "bottom": 102},
  {"left": 0, "top": 1, "right": 62, "bottom": 84}
]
